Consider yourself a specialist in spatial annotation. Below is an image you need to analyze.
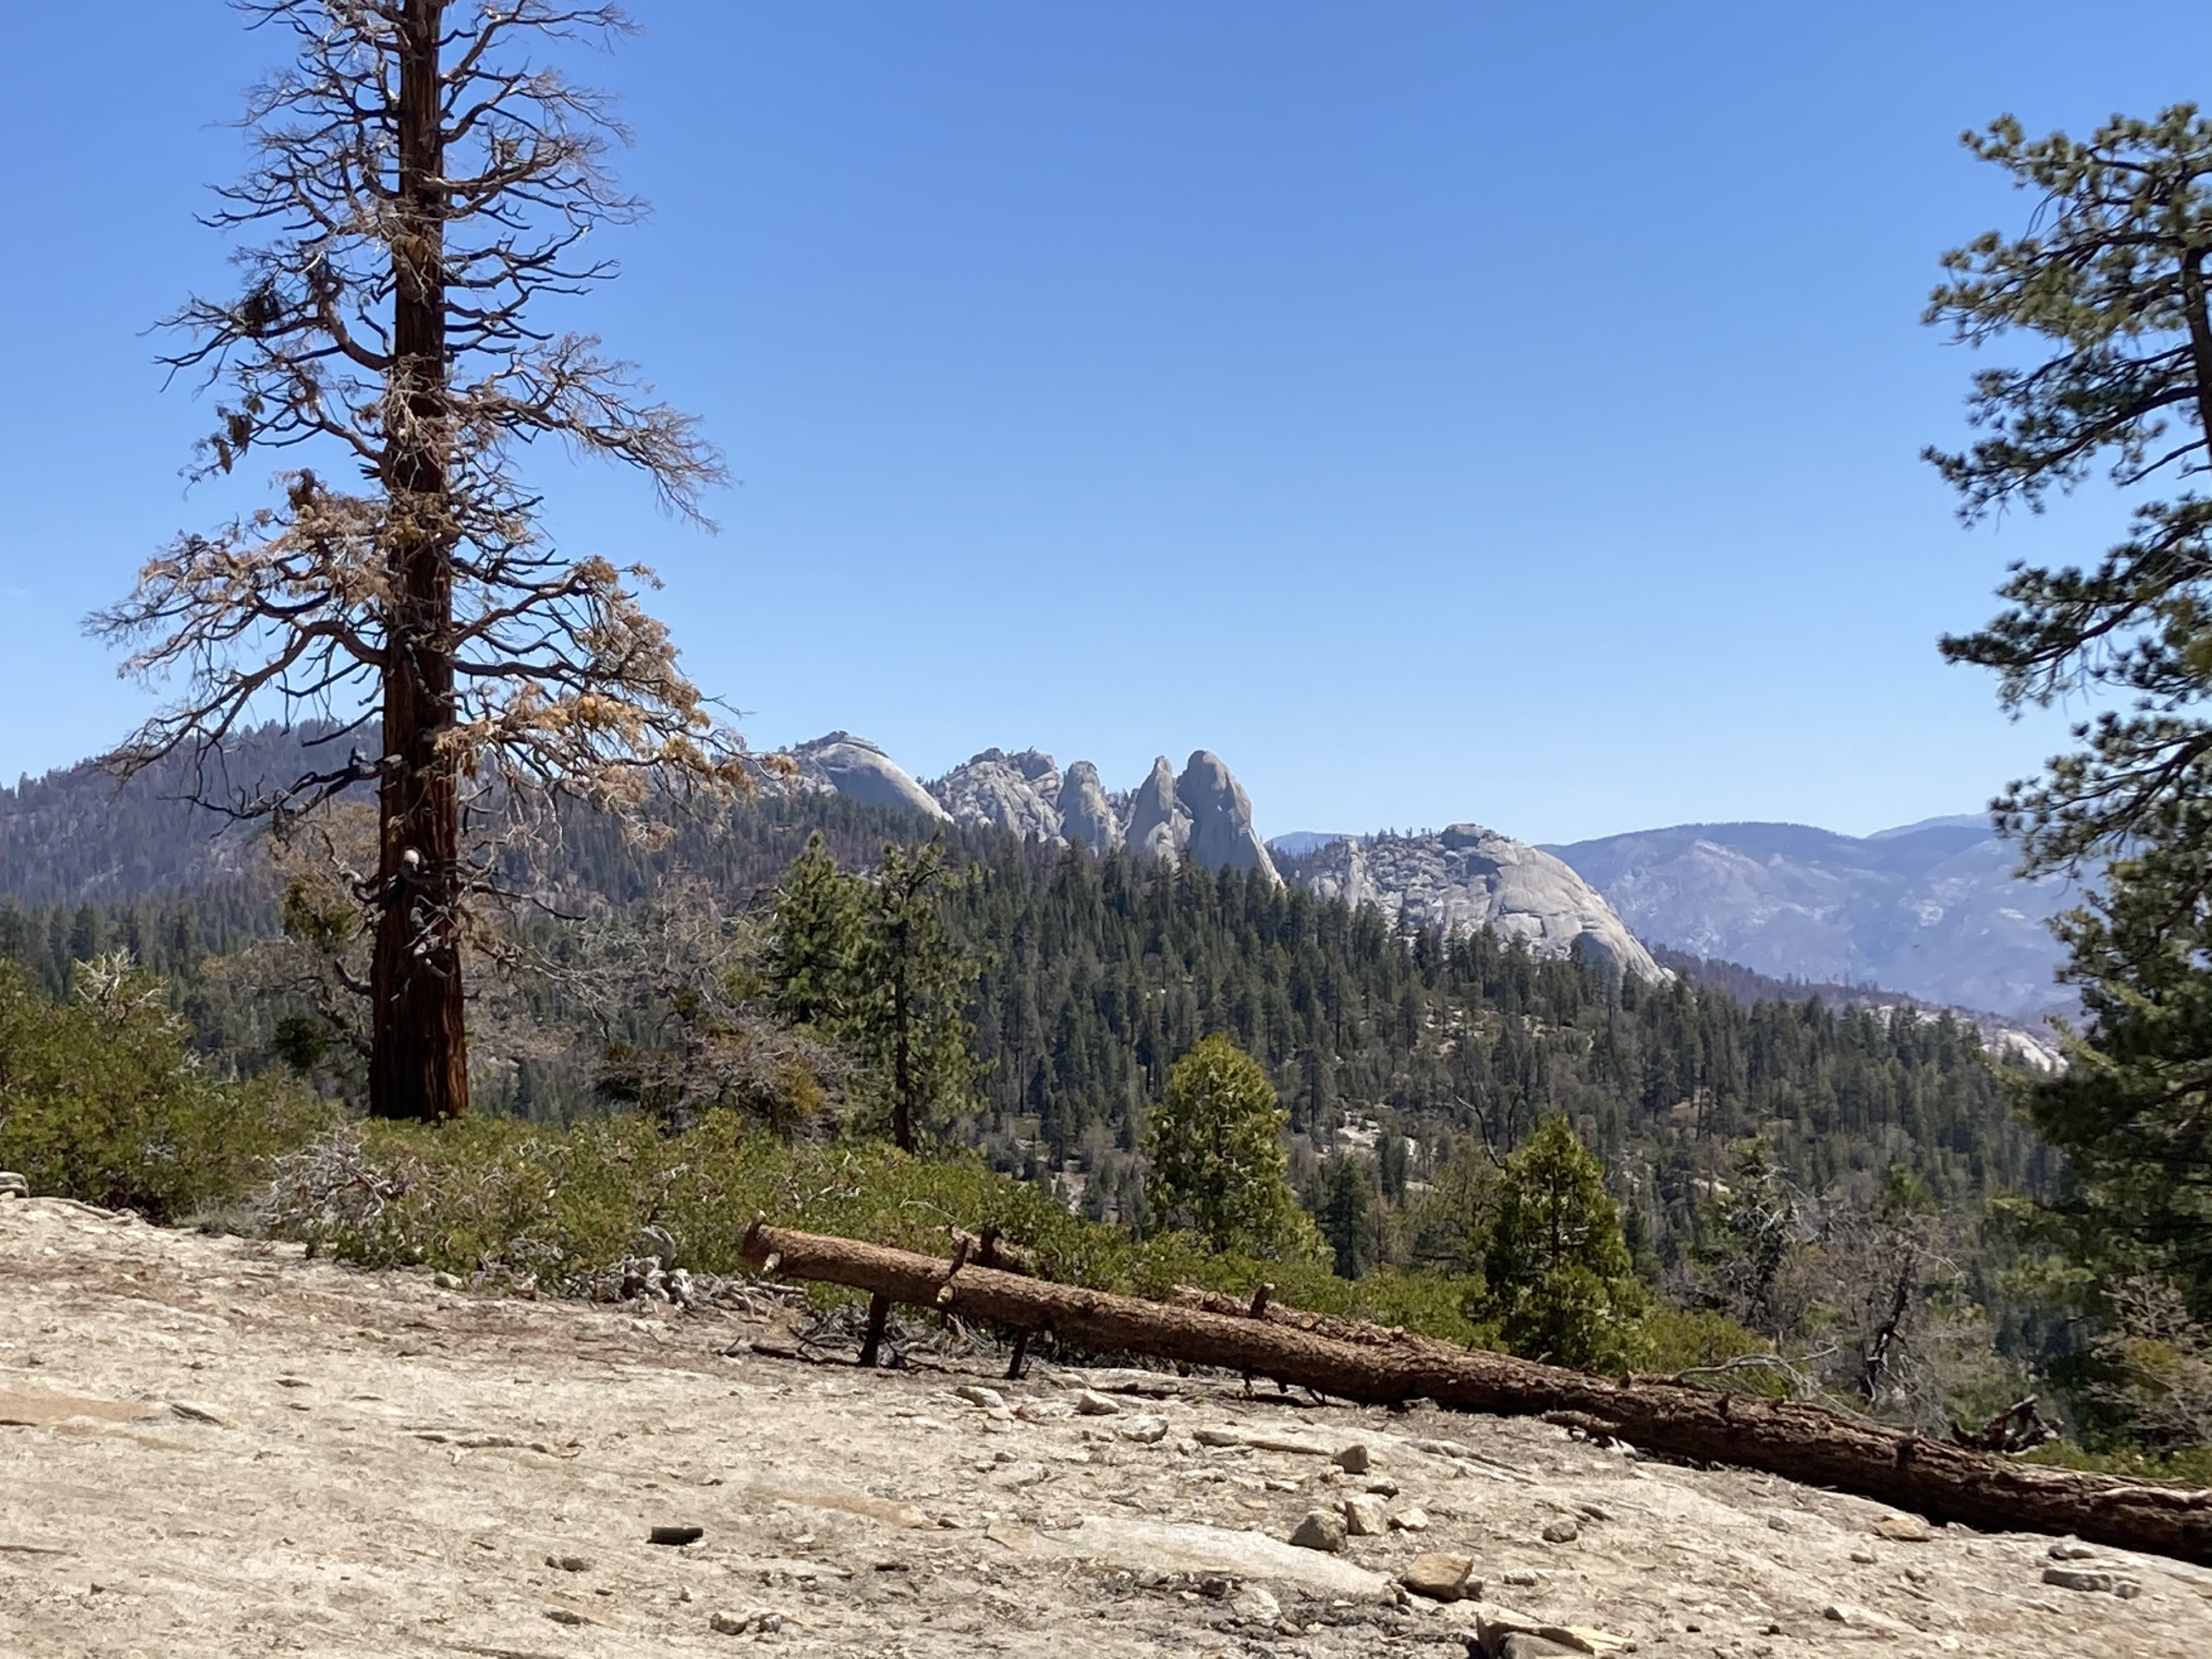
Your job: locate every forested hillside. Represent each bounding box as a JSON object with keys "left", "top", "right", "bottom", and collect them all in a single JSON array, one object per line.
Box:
[{"left": 2, "top": 788, "right": 2038, "bottom": 1283}]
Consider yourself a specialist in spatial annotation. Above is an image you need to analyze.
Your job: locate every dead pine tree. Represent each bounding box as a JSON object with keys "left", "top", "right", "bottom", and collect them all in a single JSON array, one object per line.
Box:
[{"left": 92, "top": 2, "right": 744, "bottom": 1121}]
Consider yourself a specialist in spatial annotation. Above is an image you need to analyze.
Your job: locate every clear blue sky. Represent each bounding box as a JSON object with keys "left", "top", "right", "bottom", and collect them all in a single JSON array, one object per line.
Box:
[{"left": 3, "top": 2, "right": 2205, "bottom": 844}]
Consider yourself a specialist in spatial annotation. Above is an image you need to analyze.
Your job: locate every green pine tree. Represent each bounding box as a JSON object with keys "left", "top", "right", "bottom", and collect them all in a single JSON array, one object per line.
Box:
[
  {"left": 1146, "top": 1034, "right": 1318, "bottom": 1260},
  {"left": 850, "top": 841, "right": 983, "bottom": 1153},
  {"left": 1929, "top": 106, "right": 2212, "bottom": 1308},
  {"left": 764, "top": 832, "right": 864, "bottom": 1031},
  {"left": 1480, "top": 1115, "right": 1649, "bottom": 1373}
]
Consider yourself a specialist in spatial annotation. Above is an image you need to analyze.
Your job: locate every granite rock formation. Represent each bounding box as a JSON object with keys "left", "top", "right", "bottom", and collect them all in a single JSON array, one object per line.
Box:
[
  {"left": 1122, "top": 757, "right": 1192, "bottom": 865},
  {"left": 1287, "top": 825, "right": 1664, "bottom": 981},
  {"left": 929, "top": 749, "right": 1063, "bottom": 840},
  {"left": 1056, "top": 761, "right": 1123, "bottom": 855},
  {"left": 786, "top": 732, "right": 950, "bottom": 822},
  {"left": 1173, "top": 751, "right": 1277, "bottom": 880}
]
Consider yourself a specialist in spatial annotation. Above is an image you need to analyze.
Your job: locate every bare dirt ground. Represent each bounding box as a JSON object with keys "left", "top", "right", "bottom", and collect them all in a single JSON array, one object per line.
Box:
[{"left": 4, "top": 1194, "right": 2210, "bottom": 1659}]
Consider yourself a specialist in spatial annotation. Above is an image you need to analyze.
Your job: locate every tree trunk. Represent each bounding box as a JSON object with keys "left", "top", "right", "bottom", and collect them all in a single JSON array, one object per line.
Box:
[
  {"left": 738, "top": 1220, "right": 2212, "bottom": 1566},
  {"left": 369, "top": 0, "right": 469, "bottom": 1123}
]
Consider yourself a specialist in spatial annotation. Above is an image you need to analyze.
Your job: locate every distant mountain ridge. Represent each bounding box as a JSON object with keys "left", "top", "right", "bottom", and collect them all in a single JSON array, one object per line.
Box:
[
  {"left": 3, "top": 725, "right": 2075, "bottom": 1017},
  {"left": 1542, "top": 817, "right": 2076, "bottom": 1019}
]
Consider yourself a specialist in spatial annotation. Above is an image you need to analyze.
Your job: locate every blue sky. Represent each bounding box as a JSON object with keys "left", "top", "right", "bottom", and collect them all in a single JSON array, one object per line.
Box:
[{"left": 3, "top": 2, "right": 2207, "bottom": 844}]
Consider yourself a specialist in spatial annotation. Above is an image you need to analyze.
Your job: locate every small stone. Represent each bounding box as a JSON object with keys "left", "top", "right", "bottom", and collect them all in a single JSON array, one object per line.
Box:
[
  {"left": 1848, "top": 1549, "right": 1878, "bottom": 1565},
  {"left": 168, "top": 1402, "right": 226, "bottom": 1426},
  {"left": 1871, "top": 1515, "right": 1931, "bottom": 1543},
  {"left": 709, "top": 1611, "right": 748, "bottom": 1635},
  {"left": 1229, "top": 1584, "right": 1280, "bottom": 1624},
  {"left": 0, "top": 1173, "right": 28, "bottom": 1198},
  {"left": 1824, "top": 1605, "right": 1854, "bottom": 1624},
  {"left": 1390, "top": 1506, "right": 1431, "bottom": 1532},
  {"left": 1116, "top": 1415, "right": 1168, "bottom": 1444},
  {"left": 546, "top": 1609, "right": 589, "bottom": 1626},
  {"left": 1364, "top": 1478, "right": 1401, "bottom": 1497},
  {"left": 2048, "top": 1538, "right": 2097, "bottom": 1560},
  {"left": 1289, "top": 1509, "right": 1348, "bottom": 1553},
  {"left": 955, "top": 1384, "right": 1006, "bottom": 1409},
  {"left": 432, "top": 1271, "right": 462, "bottom": 1290},
  {"left": 1497, "top": 1637, "right": 1583, "bottom": 1659},
  {"left": 1075, "top": 1389, "right": 1122, "bottom": 1416},
  {"left": 1341, "top": 1494, "right": 1387, "bottom": 1536},
  {"left": 544, "top": 1555, "right": 591, "bottom": 1573},
  {"left": 1766, "top": 1515, "right": 1792, "bottom": 1532},
  {"left": 1400, "top": 1551, "right": 1479, "bottom": 1601},
  {"left": 1501, "top": 1570, "right": 1542, "bottom": 1588},
  {"left": 2042, "top": 1565, "right": 2141, "bottom": 1597},
  {"left": 1333, "top": 1442, "right": 1372, "bottom": 1474},
  {"left": 1541, "top": 1517, "right": 1580, "bottom": 1544},
  {"left": 649, "top": 1526, "right": 705, "bottom": 1547}
]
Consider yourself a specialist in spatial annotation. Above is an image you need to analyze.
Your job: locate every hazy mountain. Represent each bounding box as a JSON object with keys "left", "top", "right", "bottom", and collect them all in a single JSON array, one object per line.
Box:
[{"left": 1544, "top": 817, "right": 2078, "bottom": 1019}]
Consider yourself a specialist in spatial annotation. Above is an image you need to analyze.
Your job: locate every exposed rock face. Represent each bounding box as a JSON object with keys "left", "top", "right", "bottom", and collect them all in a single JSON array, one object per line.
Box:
[
  {"left": 1290, "top": 825, "right": 1664, "bottom": 981},
  {"left": 1176, "top": 751, "right": 1278, "bottom": 881},
  {"left": 929, "top": 749, "right": 1063, "bottom": 840},
  {"left": 786, "top": 732, "right": 949, "bottom": 822},
  {"left": 1056, "top": 761, "right": 1122, "bottom": 855},
  {"left": 1122, "top": 757, "right": 1193, "bottom": 865},
  {"left": 1545, "top": 817, "right": 2077, "bottom": 1018}
]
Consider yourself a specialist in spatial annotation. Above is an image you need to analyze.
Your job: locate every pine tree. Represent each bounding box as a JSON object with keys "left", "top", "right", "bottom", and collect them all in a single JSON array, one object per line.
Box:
[
  {"left": 1928, "top": 105, "right": 2212, "bottom": 1305},
  {"left": 851, "top": 842, "right": 981, "bottom": 1153},
  {"left": 764, "top": 833, "right": 864, "bottom": 1030},
  {"left": 1481, "top": 1115, "right": 1649, "bottom": 1372},
  {"left": 1146, "top": 1034, "right": 1315, "bottom": 1259}
]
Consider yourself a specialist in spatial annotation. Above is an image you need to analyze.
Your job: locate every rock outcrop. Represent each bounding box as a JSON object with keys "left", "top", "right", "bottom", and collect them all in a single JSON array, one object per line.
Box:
[
  {"left": 1121, "top": 757, "right": 1190, "bottom": 864},
  {"left": 1289, "top": 825, "right": 1663, "bottom": 981},
  {"left": 786, "top": 732, "right": 949, "bottom": 822},
  {"left": 929, "top": 749, "right": 1063, "bottom": 840},
  {"left": 1174, "top": 751, "right": 1277, "bottom": 880},
  {"left": 1056, "top": 761, "right": 1122, "bottom": 855}
]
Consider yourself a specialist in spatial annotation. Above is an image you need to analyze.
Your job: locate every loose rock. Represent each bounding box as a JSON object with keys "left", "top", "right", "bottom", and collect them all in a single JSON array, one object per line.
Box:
[
  {"left": 1494, "top": 1637, "right": 1585, "bottom": 1659},
  {"left": 0, "top": 1173, "right": 28, "bottom": 1198},
  {"left": 1401, "top": 1551, "right": 1480, "bottom": 1602},
  {"left": 1075, "top": 1389, "right": 1122, "bottom": 1416},
  {"left": 649, "top": 1525, "right": 705, "bottom": 1547},
  {"left": 2048, "top": 1538, "right": 2097, "bottom": 1560},
  {"left": 1289, "top": 1509, "right": 1348, "bottom": 1554},
  {"left": 544, "top": 1554, "right": 591, "bottom": 1573},
  {"left": 955, "top": 1384, "right": 1006, "bottom": 1410},
  {"left": 1871, "top": 1515, "right": 1931, "bottom": 1543},
  {"left": 1115, "top": 1414, "right": 1168, "bottom": 1444},
  {"left": 1341, "top": 1494, "right": 1387, "bottom": 1537},
  {"left": 1333, "top": 1442, "right": 1373, "bottom": 1474},
  {"left": 1390, "top": 1506, "right": 1431, "bottom": 1532},
  {"left": 1540, "top": 1517, "right": 1580, "bottom": 1544},
  {"left": 1230, "top": 1584, "right": 1281, "bottom": 1624},
  {"left": 2042, "top": 1565, "right": 2142, "bottom": 1598}
]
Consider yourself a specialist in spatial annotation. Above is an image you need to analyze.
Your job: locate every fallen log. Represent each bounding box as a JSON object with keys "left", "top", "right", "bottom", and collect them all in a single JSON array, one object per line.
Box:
[{"left": 736, "top": 1219, "right": 2212, "bottom": 1566}]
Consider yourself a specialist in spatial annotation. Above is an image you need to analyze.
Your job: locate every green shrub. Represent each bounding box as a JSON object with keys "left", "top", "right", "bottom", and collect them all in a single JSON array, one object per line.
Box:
[
  {"left": 0, "top": 958, "right": 325, "bottom": 1221},
  {"left": 2016, "top": 1440, "right": 2212, "bottom": 1489},
  {"left": 265, "top": 1111, "right": 1483, "bottom": 1342},
  {"left": 1638, "top": 1305, "right": 1791, "bottom": 1396}
]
